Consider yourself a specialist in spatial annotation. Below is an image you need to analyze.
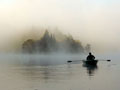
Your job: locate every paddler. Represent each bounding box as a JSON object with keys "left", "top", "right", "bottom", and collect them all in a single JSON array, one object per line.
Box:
[{"left": 86, "top": 52, "right": 95, "bottom": 61}]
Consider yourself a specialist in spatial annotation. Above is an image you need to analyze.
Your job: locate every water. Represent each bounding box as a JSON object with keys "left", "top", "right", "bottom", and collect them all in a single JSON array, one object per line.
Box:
[{"left": 0, "top": 53, "right": 120, "bottom": 90}]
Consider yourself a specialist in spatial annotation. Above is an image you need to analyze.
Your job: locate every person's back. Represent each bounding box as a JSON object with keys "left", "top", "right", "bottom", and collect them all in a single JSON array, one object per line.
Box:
[{"left": 87, "top": 52, "right": 95, "bottom": 61}]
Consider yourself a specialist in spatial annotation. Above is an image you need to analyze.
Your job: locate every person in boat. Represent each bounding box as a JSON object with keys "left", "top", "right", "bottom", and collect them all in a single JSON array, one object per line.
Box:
[{"left": 87, "top": 52, "right": 95, "bottom": 61}]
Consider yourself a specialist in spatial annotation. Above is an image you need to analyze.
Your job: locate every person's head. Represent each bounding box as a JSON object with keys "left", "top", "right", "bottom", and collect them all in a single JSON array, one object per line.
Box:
[{"left": 89, "top": 52, "right": 92, "bottom": 55}]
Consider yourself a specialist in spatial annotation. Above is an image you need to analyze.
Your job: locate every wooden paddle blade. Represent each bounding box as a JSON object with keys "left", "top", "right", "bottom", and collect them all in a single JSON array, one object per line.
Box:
[
  {"left": 67, "top": 61, "right": 72, "bottom": 63},
  {"left": 107, "top": 60, "right": 111, "bottom": 62}
]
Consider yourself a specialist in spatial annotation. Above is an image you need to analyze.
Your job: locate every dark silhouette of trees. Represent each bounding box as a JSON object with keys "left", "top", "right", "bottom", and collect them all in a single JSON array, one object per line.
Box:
[
  {"left": 35, "top": 30, "right": 57, "bottom": 53},
  {"left": 22, "top": 30, "right": 90, "bottom": 54},
  {"left": 22, "top": 39, "right": 35, "bottom": 53},
  {"left": 64, "top": 35, "right": 84, "bottom": 53}
]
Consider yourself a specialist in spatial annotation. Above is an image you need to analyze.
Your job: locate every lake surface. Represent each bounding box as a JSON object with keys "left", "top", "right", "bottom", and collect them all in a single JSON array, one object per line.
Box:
[{"left": 0, "top": 53, "right": 120, "bottom": 90}]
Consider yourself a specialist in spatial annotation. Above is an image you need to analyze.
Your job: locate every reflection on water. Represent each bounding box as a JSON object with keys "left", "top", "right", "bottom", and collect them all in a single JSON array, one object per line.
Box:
[
  {"left": 14, "top": 65, "right": 74, "bottom": 82},
  {"left": 82, "top": 64, "right": 98, "bottom": 76},
  {"left": 0, "top": 53, "right": 119, "bottom": 90},
  {"left": 12, "top": 55, "right": 83, "bottom": 82}
]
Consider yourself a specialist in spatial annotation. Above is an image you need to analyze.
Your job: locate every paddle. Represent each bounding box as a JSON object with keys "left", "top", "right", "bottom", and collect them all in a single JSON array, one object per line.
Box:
[
  {"left": 67, "top": 60, "right": 84, "bottom": 63},
  {"left": 67, "top": 59, "right": 111, "bottom": 63},
  {"left": 101, "top": 60, "right": 111, "bottom": 62}
]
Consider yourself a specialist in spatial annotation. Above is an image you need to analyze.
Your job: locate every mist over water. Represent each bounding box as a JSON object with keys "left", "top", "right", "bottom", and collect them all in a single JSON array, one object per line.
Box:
[
  {"left": 0, "top": 52, "right": 119, "bottom": 90},
  {"left": 0, "top": 26, "right": 119, "bottom": 53},
  {"left": 0, "top": 0, "right": 120, "bottom": 90}
]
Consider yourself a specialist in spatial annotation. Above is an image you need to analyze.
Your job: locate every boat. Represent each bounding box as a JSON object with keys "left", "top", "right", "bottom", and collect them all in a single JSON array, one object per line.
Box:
[{"left": 83, "top": 60, "right": 98, "bottom": 65}]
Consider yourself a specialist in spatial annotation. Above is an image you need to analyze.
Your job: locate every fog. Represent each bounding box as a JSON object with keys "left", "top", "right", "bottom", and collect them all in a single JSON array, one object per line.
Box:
[{"left": 0, "top": 0, "right": 120, "bottom": 53}]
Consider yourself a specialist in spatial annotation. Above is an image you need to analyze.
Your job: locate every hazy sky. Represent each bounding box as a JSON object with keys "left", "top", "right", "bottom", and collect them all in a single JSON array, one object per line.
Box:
[{"left": 0, "top": 0, "right": 120, "bottom": 52}]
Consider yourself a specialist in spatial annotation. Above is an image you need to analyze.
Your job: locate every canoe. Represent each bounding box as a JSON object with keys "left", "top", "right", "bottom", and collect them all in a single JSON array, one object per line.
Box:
[{"left": 83, "top": 60, "right": 98, "bottom": 65}]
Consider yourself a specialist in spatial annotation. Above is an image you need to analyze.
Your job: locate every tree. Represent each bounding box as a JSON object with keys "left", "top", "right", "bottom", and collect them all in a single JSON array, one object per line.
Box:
[{"left": 22, "top": 39, "right": 35, "bottom": 53}]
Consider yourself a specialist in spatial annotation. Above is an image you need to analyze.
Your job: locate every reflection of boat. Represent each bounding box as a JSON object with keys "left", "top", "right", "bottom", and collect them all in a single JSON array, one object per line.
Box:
[
  {"left": 82, "top": 63, "right": 98, "bottom": 76},
  {"left": 83, "top": 60, "right": 98, "bottom": 76},
  {"left": 83, "top": 60, "right": 98, "bottom": 66}
]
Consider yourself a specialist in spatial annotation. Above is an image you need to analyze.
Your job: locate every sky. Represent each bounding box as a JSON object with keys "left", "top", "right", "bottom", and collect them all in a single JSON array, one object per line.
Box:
[{"left": 0, "top": 0, "right": 120, "bottom": 53}]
